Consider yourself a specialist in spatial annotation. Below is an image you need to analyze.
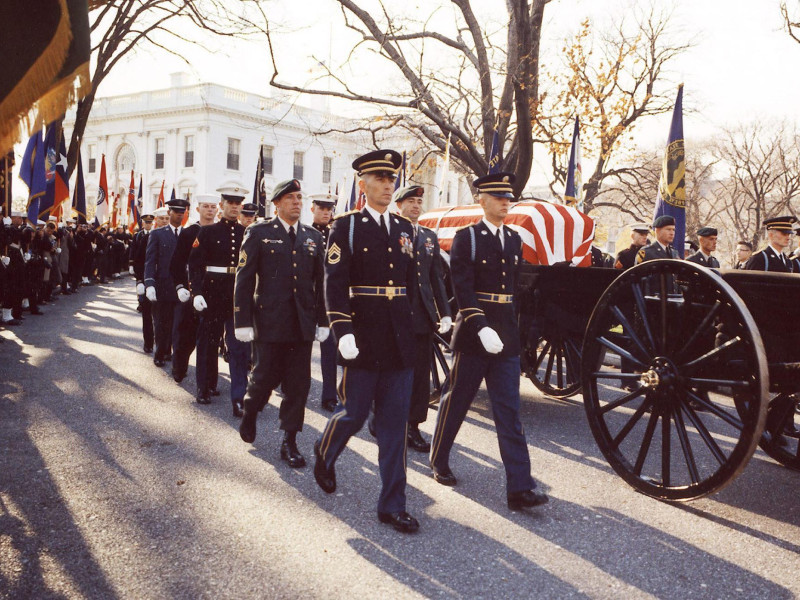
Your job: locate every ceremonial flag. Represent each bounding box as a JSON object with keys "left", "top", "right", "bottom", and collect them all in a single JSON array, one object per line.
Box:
[
  {"left": 156, "top": 181, "right": 165, "bottom": 208},
  {"left": 253, "top": 146, "right": 267, "bottom": 218},
  {"left": 394, "top": 151, "right": 407, "bottom": 191},
  {"left": 20, "top": 128, "right": 46, "bottom": 223},
  {"left": 653, "top": 84, "right": 686, "bottom": 257},
  {"left": 181, "top": 190, "right": 191, "bottom": 226},
  {"left": 564, "top": 117, "right": 583, "bottom": 211},
  {"left": 170, "top": 187, "right": 175, "bottom": 205},
  {"left": 72, "top": 152, "right": 87, "bottom": 223},
  {"left": 347, "top": 176, "right": 357, "bottom": 211},
  {"left": 136, "top": 174, "right": 143, "bottom": 219},
  {"left": 94, "top": 154, "right": 109, "bottom": 226},
  {"left": 38, "top": 122, "right": 60, "bottom": 218},
  {"left": 437, "top": 133, "right": 451, "bottom": 206},
  {"left": 50, "top": 127, "right": 70, "bottom": 220},
  {"left": 110, "top": 192, "right": 118, "bottom": 228},
  {"left": 1, "top": 151, "right": 13, "bottom": 218},
  {"left": 488, "top": 129, "right": 501, "bottom": 174},
  {"left": 127, "top": 170, "right": 138, "bottom": 233}
]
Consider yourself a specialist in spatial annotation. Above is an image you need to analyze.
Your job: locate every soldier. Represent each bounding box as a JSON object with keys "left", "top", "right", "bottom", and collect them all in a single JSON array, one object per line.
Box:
[
  {"left": 745, "top": 216, "right": 798, "bottom": 272},
  {"left": 614, "top": 223, "right": 650, "bottom": 270},
  {"left": 392, "top": 184, "right": 452, "bottom": 451},
  {"left": 131, "top": 212, "right": 155, "bottom": 353},
  {"left": 313, "top": 150, "right": 420, "bottom": 533},
  {"left": 144, "top": 199, "right": 190, "bottom": 367},
  {"left": 239, "top": 202, "right": 257, "bottom": 228},
  {"left": 686, "top": 227, "right": 720, "bottom": 268},
  {"left": 235, "top": 179, "right": 327, "bottom": 468},
  {"left": 734, "top": 241, "right": 753, "bottom": 269},
  {"left": 429, "top": 171, "right": 548, "bottom": 512},
  {"left": 309, "top": 192, "right": 338, "bottom": 412},
  {"left": 634, "top": 215, "right": 680, "bottom": 264},
  {"left": 169, "top": 195, "right": 218, "bottom": 385},
  {"left": 190, "top": 187, "right": 249, "bottom": 412}
]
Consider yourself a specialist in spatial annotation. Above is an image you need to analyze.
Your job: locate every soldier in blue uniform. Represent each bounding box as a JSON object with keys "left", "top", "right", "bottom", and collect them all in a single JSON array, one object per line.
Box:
[
  {"left": 189, "top": 187, "right": 248, "bottom": 412},
  {"left": 686, "top": 227, "right": 720, "bottom": 268},
  {"left": 745, "top": 216, "right": 797, "bottom": 272},
  {"left": 313, "top": 150, "right": 420, "bottom": 533},
  {"left": 235, "top": 179, "right": 328, "bottom": 468},
  {"left": 429, "top": 171, "right": 548, "bottom": 512},
  {"left": 131, "top": 212, "right": 155, "bottom": 353},
  {"left": 309, "top": 192, "right": 339, "bottom": 412},
  {"left": 239, "top": 202, "right": 257, "bottom": 228},
  {"left": 634, "top": 215, "right": 680, "bottom": 264}
]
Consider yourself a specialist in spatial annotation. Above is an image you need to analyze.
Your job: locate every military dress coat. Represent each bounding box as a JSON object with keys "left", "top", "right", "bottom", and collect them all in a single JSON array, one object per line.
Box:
[
  {"left": 634, "top": 241, "right": 679, "bottom": 264},
  {"left": 744, "top": 245, "right": 795, "bottom": 273},
  {"left": 409, "top": 224, "right": 451, "bottom": 334},
  {"left": 144, "top": 225, "right": 180, "bottom": 302},
  {"left": 189, "top": 218, "right": 244, "bottom": 319},
  {"left": 685, "top": 251, "right": 720, "bottom": 268}
]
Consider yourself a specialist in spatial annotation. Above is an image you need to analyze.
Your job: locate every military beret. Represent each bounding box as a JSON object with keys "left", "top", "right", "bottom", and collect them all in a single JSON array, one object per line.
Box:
[
  {"left": 241, "top": 203, "right": 258, "bottom": 216},
  {"left": 271, "top": 179, "right": 302, "bottom": 202},
  {"left": 696, "top": 227, "right": 717, "bottom": 237},
  {"left": 393, "top": 185, "right": 424, "bottom": 203},
  {"left": 764, "top": 215, "right": 797, "bottom": 232},
  {"left": 653, "top": 215, "right": 675, "bottom": 228},
  {"left": 473, "top": 172, "right": 517, "bottom": 200},
  {"left": 352, "top": 149, "right": 402, "bottom": 177},
  {"left": 166, "top": 198, "right": 190, "bottom": 212}
]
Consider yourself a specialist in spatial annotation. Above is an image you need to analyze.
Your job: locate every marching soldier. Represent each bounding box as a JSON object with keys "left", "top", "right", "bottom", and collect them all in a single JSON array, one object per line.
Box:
[
  {"left": 239, "top": 202, "right": 257, "bottom": 228},
  {"left": 313, "top": 150, "right": 420, "bottom": 533},
  {"left": 745, "top": 216, "right": 798, "bottom": 272},
  {"left": 189, "top": 188, "right": 248, "bottom": 412},
  {"left": 392, "top": 184, "right": 451, "bottom": 452},
  {"left": 686, "top": 227, "right": 720, "bottom": 268},
  {"left": 309, "top": 192, "right": 338, "bottom": 412},
  {"left": 131, "top": 212, "right": 155, "bottom": 353},
  {"left": 615, "top": 223, "right": 650, "bottom": 270},
  {"left": 429, "top": 171, "right": 548, "bottom": 512},
  {"left": 634, "top": 215, "right": 680, "bottom": 264},
  {"left": 734, "top": 241, "right": 753, "bottom": 269},
  {"left": 235, "top": 179, "right": 327, "bottom": 468}
]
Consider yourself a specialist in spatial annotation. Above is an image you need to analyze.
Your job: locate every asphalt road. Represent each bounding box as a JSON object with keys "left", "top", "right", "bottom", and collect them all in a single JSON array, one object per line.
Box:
[{"left": 1, "top": 278, "right": 798, "bottom": 599}]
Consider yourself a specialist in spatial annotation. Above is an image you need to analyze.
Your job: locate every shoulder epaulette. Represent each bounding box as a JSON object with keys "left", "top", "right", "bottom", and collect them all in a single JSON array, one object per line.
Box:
[
  {"left": 394, "top": 213, "right": 412, "bottom": 223},
  {"left": 333, "top": 210, "right": 358, "bottom": 221}
]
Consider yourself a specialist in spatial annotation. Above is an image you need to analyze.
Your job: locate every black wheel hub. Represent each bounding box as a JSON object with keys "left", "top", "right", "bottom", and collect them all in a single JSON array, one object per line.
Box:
[{"left": 640, "top": 357, "right": 679, "bottom": 404}]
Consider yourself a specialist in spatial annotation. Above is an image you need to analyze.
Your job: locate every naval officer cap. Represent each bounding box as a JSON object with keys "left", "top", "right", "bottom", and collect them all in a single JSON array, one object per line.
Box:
[
  {"left": 696, "top": 226, "right": 718, "bottom": 237},
  {"left": 271, "top": 179, "right": 302, "bottom": 202},
  {"left": 310, "top": 192, "right": 336, "bottom": 207},
  {"left": 764, "top": 215, "right": 797, "bottom": 232},
  {"left": 393, "top": 185, "right": 424, "bottom": 203},
  {"left": 473, "top": 171, "right": 517, "bottom": 200},
  {"left": 653, "top": 215, "right": 675, "bottom": 228},
  {"left": 166, "top": 198, "right": 190, "bottom": 213},
  {"left": 241, "top": 203, "right": 258, "bottom": 216},
  {"left": 141, "top": 212, "right": 155, "bottom": 222},
  {"left": 216, "top": 185, "right": 248, "bottom": 203},
  {"left": 352, "top": 149, "right": 402, "bottom": 178}
]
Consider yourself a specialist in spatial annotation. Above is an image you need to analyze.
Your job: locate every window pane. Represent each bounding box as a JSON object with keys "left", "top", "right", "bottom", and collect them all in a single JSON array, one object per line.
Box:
[
  {"left": 322, "top": 156, "right": 332, "bottom": 184},
  {"left": 263, "top": 145, "right": 274, "bottom": 175},
  {"left": 227, "top": 137, "right": 240, "bottom": 171},
  {"left": 155, "top": 138, "right": 164, "bottom": 170},
  {"left": 88, "top": 144, "right": 96, "bottom": 173},
  {"left": 293, "top": 151, "right": 304, "bottom": 180},
  {"left": 184, "top": 136, "right": 194, "bottom": 168}
]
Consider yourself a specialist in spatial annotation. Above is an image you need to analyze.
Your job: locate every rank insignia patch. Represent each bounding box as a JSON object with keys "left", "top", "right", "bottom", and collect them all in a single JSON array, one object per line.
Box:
[
  {"left": 192, "top": 238, "right": 200, "bottom": 248},
  {"left": 327, "top": 242, "right": 341, "bottom": 264},
  {"left": 238, "top": 249, "right": 247, "bottom": 267}
]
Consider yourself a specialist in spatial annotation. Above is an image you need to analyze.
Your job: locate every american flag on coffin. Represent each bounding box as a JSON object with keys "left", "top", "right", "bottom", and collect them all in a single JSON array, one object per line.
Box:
[{"left": 418, "top": 201, "right": 595, "bottom": 267}]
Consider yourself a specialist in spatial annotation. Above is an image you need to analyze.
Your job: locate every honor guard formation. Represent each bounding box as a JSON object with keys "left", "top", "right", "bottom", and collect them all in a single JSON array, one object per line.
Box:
[{"left": 4, "top": 145, "right": 800, "bottom": 534}]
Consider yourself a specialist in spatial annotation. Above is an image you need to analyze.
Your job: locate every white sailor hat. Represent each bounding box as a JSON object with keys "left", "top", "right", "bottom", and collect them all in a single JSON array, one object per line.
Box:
[{"left": 153, "top": 207, "right": 169, "bottom": 217}]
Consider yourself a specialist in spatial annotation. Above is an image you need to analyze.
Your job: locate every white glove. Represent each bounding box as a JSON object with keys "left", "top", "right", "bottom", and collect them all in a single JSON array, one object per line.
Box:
[
  {"left": 2, "top": 217, "right": 10, "bottom": 225},
  {"left": 338, "top": 333, "right": 359, "bottom": 360},
  {"left": 129, "top": 266, "right": 135, "bottom": 275},
  {"left": 23, "top": 252, "right": 31, "bottom": 262},
  {"left": 193, "top": 295, "right": 207, "bottom": 311},
  {"left": 315, "top": 326, "right": 330, "bottom": 343},
  {"left": 478, "top": 327, "right": 504, "bottom": 354},
  {"left": 235, "top": 327, "right": 255, "bottom": 342},
  {"left": 136, "top": 282, "right": 145, "bottom": 295},
  {"left": 177, "top": 287, "right": 191, "bottom": 303},
  {"left": 55, "top": 247, "right": 61, "bottom": 254},
  {"left": 1, "top": 256, "right": 9, "bottom": 267},
  {"left": 145, "top": 286, "right": 157, "bottom": 302},
  {"left": 438, "top": 316, "right": 453, "bottom": 334},
  {"left": 22, "top": 298, "right": 29, "bottom": 309}
]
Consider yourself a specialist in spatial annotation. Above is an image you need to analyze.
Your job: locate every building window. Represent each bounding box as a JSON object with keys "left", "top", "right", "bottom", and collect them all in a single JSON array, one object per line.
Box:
[
  {"left": 154, "top": 138, "right": 165, "bottom": 170},
  {"left": 184, "top": 135, "right": 194, "bottom": 168},
  {"left": 227, "top": 137, "right": 240, "bottom": 171},
  {"left": 293, "top": 151, "right": 304, "bottom": 180},
  {"left": 87, "top": 144, "right": 96, "bottom": 173},
  {"left": 322, "top": 156, "right": 332, "bottom": 184},
  {"left": 262, "top": 145, "right": 274, "bottom": 175}
]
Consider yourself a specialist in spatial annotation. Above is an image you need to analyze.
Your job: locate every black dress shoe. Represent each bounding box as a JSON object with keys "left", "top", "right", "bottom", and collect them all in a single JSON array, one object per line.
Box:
[
  {"left": 431, "top": 465, "right": 457, "bottom": 486},
  {"left": 164, "top": 353, "right": 172, "bottom": 362},
  {"left": 153, "top": 358, "right": 166, "bottom": 367},
  {"left": 239, "top": 406, "right": 258, "bottom": 443},
  {"left": 281, "top": 434, "right": 307, "bottom": 468},
  {"left": 507, "top": 489, "right": 549, "bottom": 511},
  {"left": 2, "top": 319, "right": 22, "bottom": 326},
  {"left": 143, "top": 346, "right": 153, "bottom": 354},
  {"left": 232, "top": 399, "right": 243, "bottom": 418},
  {"left": 321, "top": 397, "right": 337, "bottom": 412},
  {"left": 367, "top": 415, "right": 376, "bottom": 438},
  {"left": 407, "top": 426, "right": 431, "bottom": 453},
  {"left": 313, "top": 440, "right": 336, "bottom": 493},
  {"left": 209, "top": 388, "right": 220, "bottom": 397},
  {"left": 378, "top": 511, "right": 419, "bottom": 533},
  {"left": 196, "top": 392, "right": 211, "bottom": 405},
  {"left": 172, "top": 370, "right": 186, "bottom": 383}
]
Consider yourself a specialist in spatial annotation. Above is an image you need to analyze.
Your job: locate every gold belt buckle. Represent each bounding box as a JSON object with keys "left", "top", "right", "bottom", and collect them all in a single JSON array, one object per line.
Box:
[{"left": 386, "top": 286, "right": 395, "bottom": 300}]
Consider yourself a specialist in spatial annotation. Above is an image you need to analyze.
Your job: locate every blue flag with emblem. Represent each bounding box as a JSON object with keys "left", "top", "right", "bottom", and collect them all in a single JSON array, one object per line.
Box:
[
  {"left": 20, "top": 128, "right": 46, "bottom": 223},
  {"left": 564, "top": 117, "right": 583, "bottom": 210},
  {"left": 488, "top": 129, "right": 501, "bottom": 174},
  {"left": 653, "top": 84, "right": 686, "bottom": 257}
]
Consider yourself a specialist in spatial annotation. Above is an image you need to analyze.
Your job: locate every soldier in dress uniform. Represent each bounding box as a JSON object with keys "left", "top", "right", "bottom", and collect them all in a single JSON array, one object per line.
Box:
[
  {"left": 239, "top": 203, "right": 257, "bottom": 228},
  {"left": 131, "top": 212, "right": 155, "bottom": 353},
  {"left": 745, "top": 216, "right": 798, "bottom": 272},
  {"left": 734, "top": 241, "right": 753, "bottom": 269},
  {"left": 190, "top": 187, "right": 249, "bottom": 412},
  {"left": 634, "top": 215, "right": 680, "bottom": 264},
  {"left": 313, "top": 150, "right": 420, "bottom": 533},
  {"left": 615, "top": 223, "right": 650, "bottom": 270},
  {"left": 428, "top": 171, "right": 548, "bottom": 512},
  {"left": 686, "top": 227, "right": 720, "bottom": 268},
  {"left": 309, "top": 192, "right": 339, "bottom": 412},
  {"left": 392, "top": 184, "right": 452, "bottom": 452},
  {"left": 235, "top": 179, "right": 328, "bottom": 468},
  {"left": 144, "top": 198, "right": 190, "bottom": 366}
]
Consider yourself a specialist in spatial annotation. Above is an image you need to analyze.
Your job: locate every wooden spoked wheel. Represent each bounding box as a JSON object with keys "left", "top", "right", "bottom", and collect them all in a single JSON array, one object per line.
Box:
[
  {"left": 581, "top": 260, "right": 768, "bottom": 501},
  {"left": 759, "top": 393, "right": 800, "bottom": 470},
  {"left": 523, "top": 333, "right": 582, "bottom": 399}
]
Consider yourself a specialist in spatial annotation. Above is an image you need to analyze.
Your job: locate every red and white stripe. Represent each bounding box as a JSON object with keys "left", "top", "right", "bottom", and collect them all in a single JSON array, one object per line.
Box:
[{"left": 419, "top": 201, "right": 594, "bottom": 267}]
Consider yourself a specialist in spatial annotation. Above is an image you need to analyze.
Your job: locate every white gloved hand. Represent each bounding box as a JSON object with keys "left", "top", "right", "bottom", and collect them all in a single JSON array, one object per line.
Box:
[
  {"left": 136, "top": 282, "right": 145, "bottom": 295},
  {"left": 129, "top": 266, "right": 135, "bottom": 275},
  {"left": 55, "top": 247, "right": 61, "bottom": 254},
  {"left": 2, "top": 217, "right": 10, "bottom": 225},
  {"left": 177, "top": 287, "right": 191, "bottom": 303},
  {"left": 193, "top": 295, "right": 207, "bottom": 312},
  {"left": 315, "top": 326, "right": 330, "bottom": 343},
  {"left": 235, "top": 327, "right": 255, "bottom": 342},
  {"left": 1, "top": 256, "right": 9, "bottom": 267},
  {"left": 478, "top": 327, "right": 504, "bottom": 354},
  {"left": 338, "top": 333, "right": 359, "bottom": 360},
  {"left": 145, "top": 286, "right": 157, "bottom": 302},
  {"left": 23, "top": 252, "right": 31, "bottom": 262},
  {"left": 438, "top": 316, "right": 453, "bottom": 334}
]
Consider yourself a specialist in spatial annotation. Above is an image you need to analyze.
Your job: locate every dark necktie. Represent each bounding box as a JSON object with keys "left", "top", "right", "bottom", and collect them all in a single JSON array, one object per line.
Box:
[
  {"left": 288, "top": 225, "right": 296, "bottom": 245},
  {"left": 379, "top": 214, "right": 387, "bottom": 237},
  {"left": 173, "top": 226, "right": 178, "bottom": 239},
  {"left": 495, "top": 228, "right": 502, "bottom": 250}
]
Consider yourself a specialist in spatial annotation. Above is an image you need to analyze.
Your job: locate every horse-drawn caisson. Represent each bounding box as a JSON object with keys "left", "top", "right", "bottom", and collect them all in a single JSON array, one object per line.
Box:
[{"left": 420, "top": 201, "right": 800, "bottom": 501}]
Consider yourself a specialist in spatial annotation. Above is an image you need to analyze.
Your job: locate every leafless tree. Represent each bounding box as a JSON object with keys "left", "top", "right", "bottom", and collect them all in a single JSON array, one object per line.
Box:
[{"left": 782, "top": 1, "right": 800, "bottom": 44}]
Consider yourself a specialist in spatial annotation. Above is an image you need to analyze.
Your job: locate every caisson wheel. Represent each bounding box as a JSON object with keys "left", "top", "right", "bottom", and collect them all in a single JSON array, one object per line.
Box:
[
  {"left": 523, "top": 333, "right": 582, "bottom": 399},
  {"left": 758, "top": 393, "right": 800, "bottom": 470},
  {"left": 581, "top": 260, "right": 768, "bottom": 501}
]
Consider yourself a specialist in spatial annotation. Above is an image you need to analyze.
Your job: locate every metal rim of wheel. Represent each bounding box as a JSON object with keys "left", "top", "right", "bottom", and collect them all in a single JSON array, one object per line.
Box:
[
  {"left": 581, "top": 260, "right": 769, "bottom": 501},
  {"left": 524, "top": 334, "right": 582, "bottom": 399}
]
